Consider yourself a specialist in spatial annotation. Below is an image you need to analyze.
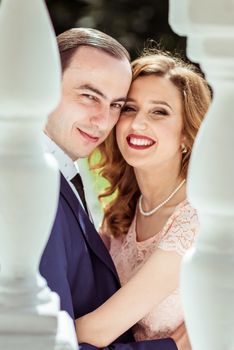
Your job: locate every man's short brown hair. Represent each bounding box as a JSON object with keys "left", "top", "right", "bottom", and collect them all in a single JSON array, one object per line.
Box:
[{"left": 57, "top": 28, "right": 130, "bottom": 72}]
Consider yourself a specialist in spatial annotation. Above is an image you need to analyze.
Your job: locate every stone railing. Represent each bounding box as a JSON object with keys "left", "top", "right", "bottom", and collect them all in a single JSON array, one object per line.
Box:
[
  {"left": 169, "top": 1, "right": 234, "bottom": 349},
  {"left": 0, "top": 0, "right": 77, "bottom": 349}
]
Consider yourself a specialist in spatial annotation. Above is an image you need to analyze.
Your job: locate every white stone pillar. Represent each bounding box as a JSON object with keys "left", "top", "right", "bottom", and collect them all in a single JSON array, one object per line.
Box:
[
  {"left": 169, "top": 1, "right": 234, "bottom": 349},
  {"left": 0, "top": 1, "right": 77, "bottom": 349}
]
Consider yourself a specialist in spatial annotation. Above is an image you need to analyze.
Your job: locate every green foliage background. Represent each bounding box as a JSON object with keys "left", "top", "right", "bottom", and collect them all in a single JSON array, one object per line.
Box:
[{"left": 46, "top": 0, "right": 186, "bottom": 60}]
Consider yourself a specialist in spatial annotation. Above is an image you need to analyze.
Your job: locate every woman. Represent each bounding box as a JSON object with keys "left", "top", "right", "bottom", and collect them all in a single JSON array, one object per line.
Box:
[{"left": 76, "top": 51, "right": 211, "bottom": 347}]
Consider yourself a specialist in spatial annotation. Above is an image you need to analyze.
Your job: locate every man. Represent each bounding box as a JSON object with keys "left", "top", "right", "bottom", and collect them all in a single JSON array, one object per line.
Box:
[{"left": 40, "top": 27, "right": 187, "bottom": 350}]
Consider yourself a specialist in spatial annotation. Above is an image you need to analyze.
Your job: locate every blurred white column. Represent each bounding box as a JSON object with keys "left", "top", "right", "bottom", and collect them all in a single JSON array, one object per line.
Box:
[
  {"left": 169, "top": 1, "right": 234, "bottom": 349},
  {"left": 0, "top": 0, "right": 77, "bottom": 349}
]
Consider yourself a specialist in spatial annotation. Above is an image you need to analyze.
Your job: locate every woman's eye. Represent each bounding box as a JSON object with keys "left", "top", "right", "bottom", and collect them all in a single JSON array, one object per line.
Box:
[
  {"left": 121, "top": 105, "right": 135, "bottom": 113},
  {"left": 152, "top": 109, "right": 169, "bottom": 116}
]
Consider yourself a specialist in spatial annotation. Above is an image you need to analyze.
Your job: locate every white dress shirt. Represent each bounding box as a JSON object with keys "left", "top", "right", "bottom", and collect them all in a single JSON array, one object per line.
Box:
[{"left": 43, "top": 134, "right": 86, "bottom": 211}]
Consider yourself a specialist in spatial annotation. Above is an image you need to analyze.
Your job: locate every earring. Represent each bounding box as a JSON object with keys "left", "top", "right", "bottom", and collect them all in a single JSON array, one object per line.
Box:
[{"left": 181, "top": 143, "right": 187, "bottom": 154}]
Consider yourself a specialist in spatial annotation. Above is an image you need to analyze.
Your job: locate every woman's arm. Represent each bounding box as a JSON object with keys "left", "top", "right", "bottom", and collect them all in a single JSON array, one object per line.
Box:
[{"left": 76, "top": 248, "right": 182, "bottom": 347}]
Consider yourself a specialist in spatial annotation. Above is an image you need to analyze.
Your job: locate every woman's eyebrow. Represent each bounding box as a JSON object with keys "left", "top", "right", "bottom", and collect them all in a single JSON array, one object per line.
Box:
[
  {"left": 126, "top": 98, "right": 172, "bottom": 111},
  {"left": 149, "top": 100, "right": 172, "bottom": 110}
]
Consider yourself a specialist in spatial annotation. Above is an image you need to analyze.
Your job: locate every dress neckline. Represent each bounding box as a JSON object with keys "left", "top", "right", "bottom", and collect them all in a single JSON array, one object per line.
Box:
[{"left": 131, "top": 198, "right": 189, "bottom": 245}]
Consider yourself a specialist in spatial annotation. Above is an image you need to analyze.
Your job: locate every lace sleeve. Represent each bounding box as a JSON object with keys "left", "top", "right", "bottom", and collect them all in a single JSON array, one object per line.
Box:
[{"left": 157, "top": 204, "right": 199, "bottom": 256}]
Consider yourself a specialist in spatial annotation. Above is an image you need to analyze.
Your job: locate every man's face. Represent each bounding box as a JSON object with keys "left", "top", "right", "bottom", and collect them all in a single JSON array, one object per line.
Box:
[{"left": 45, "top": 46, "right": 132, "bottom": 160}]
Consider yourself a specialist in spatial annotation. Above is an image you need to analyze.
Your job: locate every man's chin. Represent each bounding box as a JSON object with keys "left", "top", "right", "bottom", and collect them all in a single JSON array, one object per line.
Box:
[{"left": 73, "top": 150, "right": 96, "bottom": 160}]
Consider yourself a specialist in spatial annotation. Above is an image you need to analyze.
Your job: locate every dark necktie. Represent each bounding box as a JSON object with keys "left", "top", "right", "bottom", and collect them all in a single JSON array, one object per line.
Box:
[{"left": 71, "top": 173, "right": 88, "bottom": 213}]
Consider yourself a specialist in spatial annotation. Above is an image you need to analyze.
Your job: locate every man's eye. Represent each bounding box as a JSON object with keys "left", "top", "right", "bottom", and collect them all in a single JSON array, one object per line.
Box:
[
  {"left": 111, "top": 103, "right": 123, "bottom": 109},
  {"left": 82, "top": 94, "right": 96, "bottom": 101}
]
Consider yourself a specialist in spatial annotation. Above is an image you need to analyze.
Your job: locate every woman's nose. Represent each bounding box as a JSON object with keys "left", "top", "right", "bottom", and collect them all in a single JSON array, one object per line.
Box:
[{"left": 130, "top": 112, "right": 147, "bottom": 131}]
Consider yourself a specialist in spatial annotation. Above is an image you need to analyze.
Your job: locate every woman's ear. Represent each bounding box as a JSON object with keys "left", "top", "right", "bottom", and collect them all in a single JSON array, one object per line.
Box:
[{"left": 180, "top": 135, "right": 188, "bottom": 154}]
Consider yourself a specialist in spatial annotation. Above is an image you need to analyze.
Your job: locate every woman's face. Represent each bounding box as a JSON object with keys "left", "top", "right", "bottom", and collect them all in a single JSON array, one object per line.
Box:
[{"left": 116, "top": 74, "right": 185, "bottom": 172}]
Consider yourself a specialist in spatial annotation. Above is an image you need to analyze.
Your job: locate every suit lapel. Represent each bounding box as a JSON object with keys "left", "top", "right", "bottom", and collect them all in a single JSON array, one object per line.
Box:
[{"left": 60, "top": 174, "right": 120, "bottom": 283}]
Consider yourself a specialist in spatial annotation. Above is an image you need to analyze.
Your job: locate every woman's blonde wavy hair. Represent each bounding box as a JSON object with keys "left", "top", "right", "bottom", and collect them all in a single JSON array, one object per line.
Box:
[{"left": 90, "top": 50, "right": 211, "bottom": 238}]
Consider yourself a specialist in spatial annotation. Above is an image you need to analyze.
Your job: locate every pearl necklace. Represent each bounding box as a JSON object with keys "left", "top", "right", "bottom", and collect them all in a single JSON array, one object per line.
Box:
[{"left": 139, "top": 179, "right": 186, "bottom": 217}]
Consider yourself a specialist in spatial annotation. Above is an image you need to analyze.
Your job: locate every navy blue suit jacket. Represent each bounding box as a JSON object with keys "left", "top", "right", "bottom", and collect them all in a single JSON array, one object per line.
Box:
[{"left": 40, "top": 174, "right": 177, "bottom": 350}]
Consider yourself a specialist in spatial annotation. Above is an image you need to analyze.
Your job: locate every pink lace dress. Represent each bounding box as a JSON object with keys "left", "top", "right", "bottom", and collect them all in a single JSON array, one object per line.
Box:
[{"left": 108, "top": 199, "right": 199, "bottom": 341}]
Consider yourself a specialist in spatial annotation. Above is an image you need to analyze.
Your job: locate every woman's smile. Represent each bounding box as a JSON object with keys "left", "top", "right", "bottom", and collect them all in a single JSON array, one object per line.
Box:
[{"left": 126, "top": 133, "right": 156, "bottom": 150}]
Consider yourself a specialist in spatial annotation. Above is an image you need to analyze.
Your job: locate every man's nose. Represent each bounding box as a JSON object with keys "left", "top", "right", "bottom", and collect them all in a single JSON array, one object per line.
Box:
[{"left": 90, "top": 105, "right": 110, "bottom": 131}]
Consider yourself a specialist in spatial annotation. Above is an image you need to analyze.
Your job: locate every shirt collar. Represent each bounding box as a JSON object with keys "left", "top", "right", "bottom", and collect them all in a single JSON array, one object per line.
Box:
[{"left": 43, "top": 134, "right": 79, "bottom": 181}]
